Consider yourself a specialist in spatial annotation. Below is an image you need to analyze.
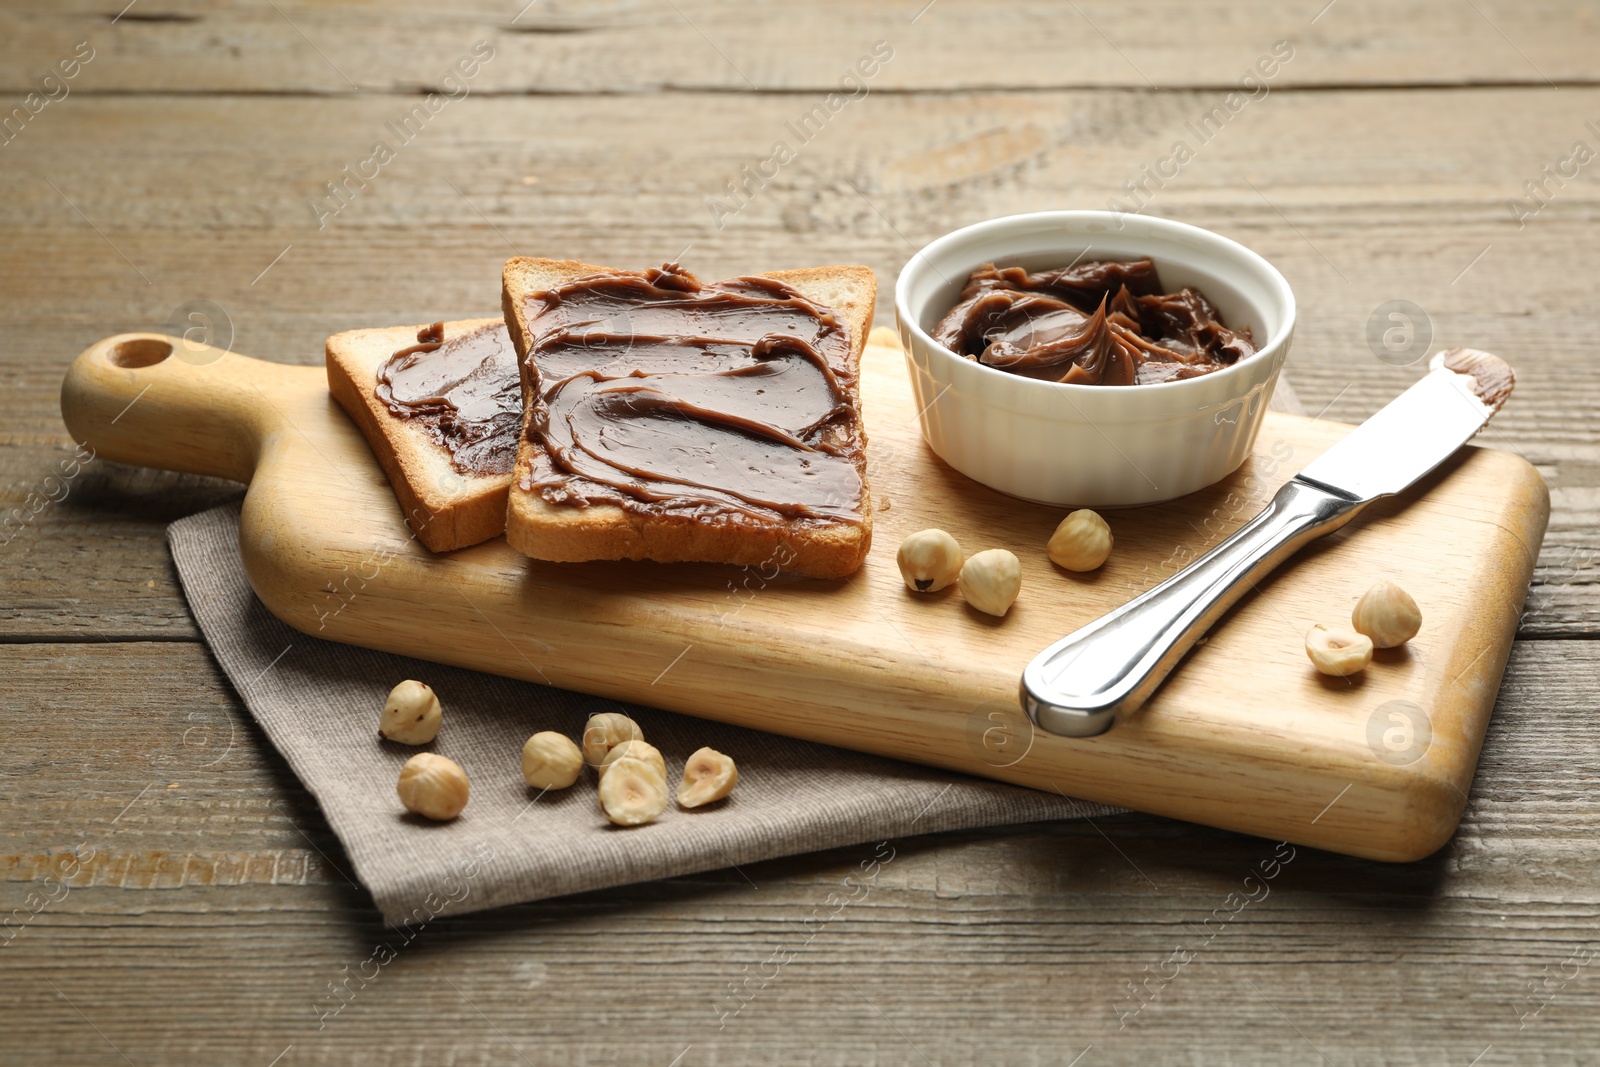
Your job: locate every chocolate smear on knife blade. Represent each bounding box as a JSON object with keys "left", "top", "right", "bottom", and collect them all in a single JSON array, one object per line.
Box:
[{"left": 1434, "top": 347, "right": 1515, "bottom": 414}]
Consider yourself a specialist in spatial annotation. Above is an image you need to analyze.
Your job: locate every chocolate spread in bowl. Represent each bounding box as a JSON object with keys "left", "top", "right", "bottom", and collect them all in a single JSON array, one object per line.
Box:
[
  {"left": 518, "top": 263, "right": 865, "bottom": 527},
  {"left": 376, "top": 320, "right": 522, "bottom": 475},
  {"left": 932, "top": 259, "right": 1256, "bottom": 385}
]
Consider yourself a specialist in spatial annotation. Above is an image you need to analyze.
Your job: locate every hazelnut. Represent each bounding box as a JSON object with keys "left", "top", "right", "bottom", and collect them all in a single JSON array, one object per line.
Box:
[
  {"left": 599, "top": 739, "right": 666, "bottom": 782},
  {"left": 959, "top": 549, "right": 1022, "bottom": 617},
  {"left": 396, "top": 752, "right": 469, "bottom": 820},
  {"left": 581, "top": 712, "right": 643, "bottom": 769},
  {"left": 897, "top": 528, "right": 964, "bottom": 592},
  {"left": 380, "top": 680, "right": 441, "bottom": 745},
  {"left": 1047, "top": 509, "right": 1113, "bottom": 572},
  {"left": 1304, "top": 624, "right": 1373, "bottom": 677},
  {"left": 521, "top": 731, "right": 583, "bottom": 790},
  {"left": 597, "top": 757, "right": 668, "bottom": 826},
  {"left": 1351, "top": 580, "right": 1421, "bottom": 648},
  {"left": 678, "top": 747, "right": 738, "bottom": 808}
]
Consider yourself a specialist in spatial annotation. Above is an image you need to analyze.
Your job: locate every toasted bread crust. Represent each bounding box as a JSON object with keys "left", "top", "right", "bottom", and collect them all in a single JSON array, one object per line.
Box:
[
  {"left": 326, "top": 318, "right": 509, "bottom": 553},
  {"left": 501, "top": 259, "right": 877, "bottom": 578}
]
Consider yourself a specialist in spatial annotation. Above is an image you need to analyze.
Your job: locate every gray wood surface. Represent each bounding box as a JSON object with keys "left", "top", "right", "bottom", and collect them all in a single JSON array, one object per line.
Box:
[{"left": 2, "top": 2, "right": 1597, "bottom": 1063}]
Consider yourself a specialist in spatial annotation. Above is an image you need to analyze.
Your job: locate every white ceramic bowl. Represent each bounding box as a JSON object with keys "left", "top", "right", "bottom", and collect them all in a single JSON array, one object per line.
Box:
[{"left": 895, "top": 211, "right": 1296, "bottom": 507}]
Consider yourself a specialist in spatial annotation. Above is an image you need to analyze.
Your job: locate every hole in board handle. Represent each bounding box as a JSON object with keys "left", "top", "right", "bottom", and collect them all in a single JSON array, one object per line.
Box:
[{"left": 110, "top": 338, "right": 174, "bottom": 368}]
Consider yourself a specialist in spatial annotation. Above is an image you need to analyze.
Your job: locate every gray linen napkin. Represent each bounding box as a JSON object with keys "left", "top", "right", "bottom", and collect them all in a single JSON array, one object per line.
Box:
[{"left": 167, "top": 507, "right": 1122, "bottom": 922}]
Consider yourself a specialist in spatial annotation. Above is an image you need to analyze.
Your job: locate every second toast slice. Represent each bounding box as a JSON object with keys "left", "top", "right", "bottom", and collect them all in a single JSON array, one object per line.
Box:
[{"left": 327, "top": 318, "right": 519, "bottom": 552}]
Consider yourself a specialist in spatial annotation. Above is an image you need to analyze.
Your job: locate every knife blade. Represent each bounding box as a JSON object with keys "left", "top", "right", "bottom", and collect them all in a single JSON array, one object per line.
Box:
[
  {"left": 1021, "top": 348, "right": 1516, "bottom": 738},
  {"left": 1295, "top": 349, "right": 1512, "bottom": 502}
]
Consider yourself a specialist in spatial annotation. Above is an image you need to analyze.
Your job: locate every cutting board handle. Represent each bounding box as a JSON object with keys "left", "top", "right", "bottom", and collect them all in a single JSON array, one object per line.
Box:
[{"left": 60, "top": 333, "right": 298, "bottom": 483}]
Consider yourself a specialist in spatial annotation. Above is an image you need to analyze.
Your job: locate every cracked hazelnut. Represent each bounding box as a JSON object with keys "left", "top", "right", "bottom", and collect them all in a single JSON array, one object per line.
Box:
[
  {"left": 380, "top": 680, "right": 441, "bottom": 745},
  {"left": 678, "top": 747, "right": 738, "bottom": 808},
  {"left": 897, "top": 528, "right": 964, "bottom": 592},
  {"left": 397, "top": 752, "right": 469, "bottom": 820},
  {"left": 1305, "top": 624, "right": 1373, "bottom": 676},
  {"left": 522, "top": 731, "right": 583, "bottom": 790},
  {"left": 581, "top": 712, "right": 643, "bottom": 769},
  {"left": 1048, "top": 509, "right": 1113, "bottom": 572},
  {"left": 598, "top": 757, "right": 668, "bottom": 826},
  {"left": 1352, "top": 580, "right": 1422, "bottom": 648},
  {"left": 960, "top": 549, "right": 1022, "bottom": 617}
]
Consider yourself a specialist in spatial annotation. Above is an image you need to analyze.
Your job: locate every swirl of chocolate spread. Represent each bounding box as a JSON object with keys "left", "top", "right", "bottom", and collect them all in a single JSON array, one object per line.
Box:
[
  {"left": 376, "top": 320, "right": 522, "bottom": 475},
  {"left": 519, "top": 263, "right": 865, "bottom": 525},
  {"left": 932, "top": 260, "right": 1256, "bottom": 385}
]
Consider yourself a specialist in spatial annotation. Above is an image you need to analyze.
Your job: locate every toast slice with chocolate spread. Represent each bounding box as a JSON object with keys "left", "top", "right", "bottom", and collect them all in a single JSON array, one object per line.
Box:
[
  {"left": 500, "top": 258, "right": 876, "bottom": 578},
  {"left": 326, "top": 317, "right": 519, "bottom": 552}
]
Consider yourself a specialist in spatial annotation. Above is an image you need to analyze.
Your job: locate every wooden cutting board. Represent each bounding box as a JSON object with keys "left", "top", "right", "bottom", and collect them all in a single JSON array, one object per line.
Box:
[{"left": 60, "top": 329, "right": 1548, "bottom": 862}]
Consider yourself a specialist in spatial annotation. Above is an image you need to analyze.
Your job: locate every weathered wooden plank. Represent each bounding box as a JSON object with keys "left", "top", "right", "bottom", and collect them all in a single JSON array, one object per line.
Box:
[
  {"left": 0, "top": 447, "right": 237, "bottom": 640},
  {"left": 0, "top": 0, "right": 1592, "bottom": 95},
  {"left": 0, "top": 640, "right": 1595, "bottom": 1063},
  {"left": 4, "top": 89, "right": 1598, "bottom": 390}
]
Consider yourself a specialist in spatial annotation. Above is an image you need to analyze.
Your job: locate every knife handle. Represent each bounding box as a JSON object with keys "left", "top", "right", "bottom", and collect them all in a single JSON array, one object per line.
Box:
[{"left": 1021, "top": 478, "right": 1367, "bottom": 737}]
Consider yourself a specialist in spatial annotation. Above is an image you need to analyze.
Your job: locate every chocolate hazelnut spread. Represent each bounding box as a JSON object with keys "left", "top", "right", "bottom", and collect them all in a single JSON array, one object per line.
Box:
[
  {"left": 932, "top": 260, "right": 1256, "bottom": 385},
  {"left": 1440, "top": 347, "right": 1515, "bottom": 413},
  {"left": 518, "top": 263, "right": 864, "bottom": 526},
  {"left": 376, "top": 320, "right": 521, "bottom": 476}
]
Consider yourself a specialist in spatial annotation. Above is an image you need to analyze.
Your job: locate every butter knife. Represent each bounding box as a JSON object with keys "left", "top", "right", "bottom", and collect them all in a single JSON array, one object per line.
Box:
[{"left": 1021, "top": 348, "right": 1517, "bottom": 738}]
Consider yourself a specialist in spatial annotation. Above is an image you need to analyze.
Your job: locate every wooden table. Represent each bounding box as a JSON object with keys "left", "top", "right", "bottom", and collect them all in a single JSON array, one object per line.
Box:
[{"left": 3, "top": 2, "right": 1597, "bottom": 1062}]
